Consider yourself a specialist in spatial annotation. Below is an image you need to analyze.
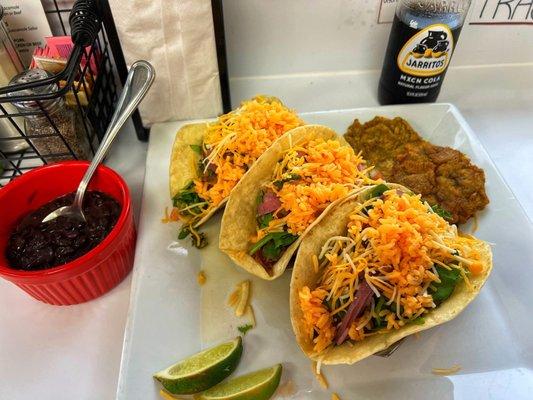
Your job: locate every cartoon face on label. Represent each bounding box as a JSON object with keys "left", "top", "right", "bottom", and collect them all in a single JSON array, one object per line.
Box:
[{"left": 397, "top": 24, "right": 454, "bottom": 77}]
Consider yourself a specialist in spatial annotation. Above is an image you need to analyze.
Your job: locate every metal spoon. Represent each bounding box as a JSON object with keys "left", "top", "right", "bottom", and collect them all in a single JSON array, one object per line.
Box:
[{"left": 42, "top": 60, "right": 155, "bottom": 223}]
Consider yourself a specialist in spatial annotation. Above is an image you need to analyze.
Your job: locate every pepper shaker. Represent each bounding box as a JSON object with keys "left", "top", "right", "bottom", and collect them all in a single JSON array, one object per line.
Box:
[{"left": 7, "top": 69, "right": 90, "bottom": 162}]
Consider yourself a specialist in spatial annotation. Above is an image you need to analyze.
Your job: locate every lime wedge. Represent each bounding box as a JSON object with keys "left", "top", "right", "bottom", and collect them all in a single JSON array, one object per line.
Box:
[
  {"left": 194, "top": 364, "right": 282, "bottom": 400},
  {"left": 154, "top": 337, "right": 243, "bottom": 394}
]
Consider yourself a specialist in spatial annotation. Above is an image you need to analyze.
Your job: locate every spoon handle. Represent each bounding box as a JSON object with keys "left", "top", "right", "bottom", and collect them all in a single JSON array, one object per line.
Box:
[{"left": 73, "top": 60, "right": 155, "bottom": 210}]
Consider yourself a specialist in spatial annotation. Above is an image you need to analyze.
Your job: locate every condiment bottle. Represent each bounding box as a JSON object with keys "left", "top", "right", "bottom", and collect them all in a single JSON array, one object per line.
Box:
[
  {"left": 0, "top": 5, "right": 27, "bottom": 154},
  {"left": 7, "top": 69, "right": 90, "bottom": 162},
  {"left": 378, "top": 0, "right": 472, "bottom": 105}
]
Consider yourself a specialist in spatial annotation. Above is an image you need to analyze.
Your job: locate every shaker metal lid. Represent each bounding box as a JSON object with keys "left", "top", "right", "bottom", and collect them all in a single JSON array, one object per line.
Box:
[{"left": 7, "top": 69, "right": 61, "bottom": 112}]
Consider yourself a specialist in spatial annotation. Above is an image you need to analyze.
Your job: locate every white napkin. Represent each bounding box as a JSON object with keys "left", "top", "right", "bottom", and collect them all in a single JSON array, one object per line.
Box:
[{"left": 109, "top": 0, "right": 222, "bottom": 126}]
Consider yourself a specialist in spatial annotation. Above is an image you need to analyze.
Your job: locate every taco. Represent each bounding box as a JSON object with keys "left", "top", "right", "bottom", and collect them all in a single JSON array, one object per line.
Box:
[
  {"left": 168, "top": 96, "right": 303, "bottom": 247},
  {"left": 219, "top": 125, "right": 375, "bottom": 280},
  {"left": 290, "top": 184, "right": 492, "bottom": 364}
]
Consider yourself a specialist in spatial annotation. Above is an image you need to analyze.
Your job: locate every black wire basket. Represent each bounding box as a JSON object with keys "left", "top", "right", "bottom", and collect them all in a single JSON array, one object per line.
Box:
[{"left": 0, "top": 0, "right": 145, "bottom": 186}]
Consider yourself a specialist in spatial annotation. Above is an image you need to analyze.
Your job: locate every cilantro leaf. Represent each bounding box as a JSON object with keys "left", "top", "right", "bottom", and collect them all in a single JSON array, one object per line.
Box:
[
  {"left": 411, "top": 317, "right": 426, "bottom": 325},
  {"left": 238, "top": 324, "right": 253, "bottom": 335},
  {"left": 373, "top": 296, "right": 386, "bottom": 328},
  {"left": 429, "top": 265, "right": 462, "bottom": 305},
  {"left": 178, "top": 227, "right": 190, "bottom": 239},
  {"left": 173, "top": 182, "right": 205, "bottom": 215},
  {"left": 189, "top": 144, "right": 202, "bottom": 155},
  {"left": 261, "top": 239, "right": 281, "bottom": 261},
  {"left": 273, "top": 173, "right": 301, "bottom": 190},
  {"left": 249, "top": 231, "right": 298, "bottom": 261},
  {"left": 257, "top": 213, "right": 273, "bottom": 229},
  {"left": 367, "top": 184, "right": 390, "bottom": 199},
  {"left": 431, "top": 204, "right": 452, "bottom": 220}
]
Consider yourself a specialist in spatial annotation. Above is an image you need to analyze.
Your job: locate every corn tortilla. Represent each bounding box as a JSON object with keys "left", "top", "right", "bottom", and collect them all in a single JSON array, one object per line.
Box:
[
  {"left": 219, "top": 125, "right": 361, "bottom": 280},
  {"left": 168, "top": 122, "right": 228, "bottom": 227},
  {"left": 289, "top": 184, "right": 493, "bottom": 364}
]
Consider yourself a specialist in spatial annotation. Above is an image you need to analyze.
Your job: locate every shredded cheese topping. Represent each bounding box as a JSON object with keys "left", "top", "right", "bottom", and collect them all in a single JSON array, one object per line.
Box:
[
  {"left": 227, "top": 280, "right": 252, "bottom": 318},
  {"left": 196, "top": 96, "right": 302, "bottom": 207},
  {"left": 197, "top": 270, "right": 206, "bottom": 286},
  {"left": 173, "top": 96, "right": 303, "bottom": 234},
  {"left": 432, "top": 364, "right": 462, "bottom": 375},
  {"left": 299, "top": 189, "right": 485, "bottom": 354},
  {"left": 311, "top": 361, "right": 329, "bottom": 389},
  {"left": 254, "top": 137, "right": 374, "bottom": 242}
]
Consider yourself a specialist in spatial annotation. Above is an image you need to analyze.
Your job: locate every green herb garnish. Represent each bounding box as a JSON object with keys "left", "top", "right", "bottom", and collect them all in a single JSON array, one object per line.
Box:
[
  {"left": 173, "top": 182, "right": 209, "bottom": 248},
  {"left": 190, "top": 144, "right": 203, "bottom": 155},
  {"left": 173, "top": 182, "right": 205, "bottom": 215},
  {"left": 431, "top": 204, "right": 452, "bottom": 220},
  {"left": 249, "top": 231, "right": 298, "bottom": 261},
  {"left": 257, "top": 213, "right": 273, "bottom": 229},
  {"left": 177, "top": 226, "right": 207, "bottom": 248},
  {"left": 429, "top": 265, "right": 462, "bottom": 305},
  {"left": 178, "top": 226, "right": 190, "bottom": 239},
  {"left": 173, "top": 182, "right": 201, "bottom": 206},
  {"left": 273, "top": 173, "right": 301, "bottom": 190},
  {"left": 373, "top": 296, "right": 386, "bottom": 328},
  {"left": 367, "top": 184, "right": 390, "bottom": 199},
  {"left": 237, "top": 324, "right": 253, "bottom": 335},
  {"left": 411, "top": 317, "right": 426, "bottom": 325}
]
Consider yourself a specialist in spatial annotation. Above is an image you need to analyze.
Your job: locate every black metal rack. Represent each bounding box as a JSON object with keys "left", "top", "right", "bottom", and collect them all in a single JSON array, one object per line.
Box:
[{"left": 0, "top": 0, "right": 145, "bottom": 186}]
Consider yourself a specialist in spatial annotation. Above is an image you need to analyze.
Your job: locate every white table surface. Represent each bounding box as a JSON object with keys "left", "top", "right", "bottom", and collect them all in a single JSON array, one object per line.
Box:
[{"left": 1, "top": 90, "right": 532, "bottom": 399}]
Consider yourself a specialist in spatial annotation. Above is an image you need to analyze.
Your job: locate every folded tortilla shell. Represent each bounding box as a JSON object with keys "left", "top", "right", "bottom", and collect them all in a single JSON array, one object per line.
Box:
[
  {"left": 168, "top": 122, "right": 228, "bottom": 227},
  {"left": 290, "top": 184, "right": 493, "bottom": 364},
  {"left": 219, "top": 124, "right": 361, "bottom": 280}
]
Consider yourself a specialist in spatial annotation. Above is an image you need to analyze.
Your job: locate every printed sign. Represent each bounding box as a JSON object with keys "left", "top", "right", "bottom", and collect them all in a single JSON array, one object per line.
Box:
[
  {"left": 0, "top": 0, "right": 52, "bottom": 66},
  {"left": 378, "top": 0, "right": 398, "bottom": 24},
  {"left": 470, "top": 0, "right": 533, "bottom": 24}
]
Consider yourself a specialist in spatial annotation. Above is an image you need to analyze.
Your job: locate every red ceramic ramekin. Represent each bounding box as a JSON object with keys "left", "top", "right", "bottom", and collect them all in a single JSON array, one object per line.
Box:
[{"left": 0, "top": 161, "right": 136, "bottom": 305}]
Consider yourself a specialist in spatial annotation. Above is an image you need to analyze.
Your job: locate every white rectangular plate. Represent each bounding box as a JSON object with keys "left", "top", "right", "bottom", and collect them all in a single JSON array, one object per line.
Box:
[{"left": 117, "top": 104, "right": 533, "bottom": 400}]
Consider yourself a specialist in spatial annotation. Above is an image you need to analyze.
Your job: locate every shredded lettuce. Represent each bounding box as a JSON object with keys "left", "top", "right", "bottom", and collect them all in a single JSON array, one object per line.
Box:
[{"left": 429, "top": 265, "right": 462, "bottom": 305}]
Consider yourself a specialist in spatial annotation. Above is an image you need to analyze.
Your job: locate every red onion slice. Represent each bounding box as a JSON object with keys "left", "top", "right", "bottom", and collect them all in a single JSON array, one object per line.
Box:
[
  {"left": 334, "top": 280, "right": 374, "bottom": 346},
  {"left": 257, "top": 190, "right": 281, "bottom": 215}
]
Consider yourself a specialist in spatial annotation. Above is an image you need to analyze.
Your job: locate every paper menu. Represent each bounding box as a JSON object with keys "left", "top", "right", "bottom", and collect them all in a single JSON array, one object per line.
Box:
[{"left": 0, "top": 0, "right": 52, "bottom": 67}]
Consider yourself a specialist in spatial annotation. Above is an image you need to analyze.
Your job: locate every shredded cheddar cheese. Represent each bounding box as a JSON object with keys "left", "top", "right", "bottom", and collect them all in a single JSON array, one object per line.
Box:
[
  {"left": 197, "top": 270, "right": 206, "bottom": 286},
  {"left": 227, "top": 286, "right": 241, "bottom": 307},
  {"left": 173, "top": 96, "right": 302, "bottom": 236},
  {"left": 299, "top": 190, "right": 485, "bottom": 354},
  {"left": 253, "top": 137, "right": 375, "bottom": 243},
  {"left": 161, "top": 207, "right": 179, "bottom": 223},
  {"left": 432, "top": 364, "right": 462, "bottom": 375},
  {"left": 227, "top": 280, "right": 253, "bottom": 317},
  {"left": 311, "top": 361, "right": 329, "bottom": 389},
  {"left": 235, "top": 280, "right": 251, "bottom": 317}
]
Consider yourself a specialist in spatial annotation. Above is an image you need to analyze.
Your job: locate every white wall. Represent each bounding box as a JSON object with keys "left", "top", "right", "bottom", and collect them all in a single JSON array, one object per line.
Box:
[{"left": 222, "top": 0, "right": 533, "bottom": 109}]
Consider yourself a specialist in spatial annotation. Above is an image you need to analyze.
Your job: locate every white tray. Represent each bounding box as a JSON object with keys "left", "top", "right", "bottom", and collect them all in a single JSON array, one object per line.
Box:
[{"left": 116, "top": 104, "right": 533, "bottom": 400}]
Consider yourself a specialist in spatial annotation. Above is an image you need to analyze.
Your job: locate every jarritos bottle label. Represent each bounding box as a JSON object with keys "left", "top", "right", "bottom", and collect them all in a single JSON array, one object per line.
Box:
[{"left": 397, "top": 24, "right": 454, "bottom": 77}]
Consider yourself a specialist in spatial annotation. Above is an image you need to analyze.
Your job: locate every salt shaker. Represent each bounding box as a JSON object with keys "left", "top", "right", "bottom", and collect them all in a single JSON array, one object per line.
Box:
[{"left": 7, "top": 69, "right": 90, "bottom": 162}]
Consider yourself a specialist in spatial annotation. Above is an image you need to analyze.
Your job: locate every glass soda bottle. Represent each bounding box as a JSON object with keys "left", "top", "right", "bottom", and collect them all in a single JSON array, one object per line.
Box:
[{"left": 378, "top": 0, "right": 472, "bottom": 104}]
